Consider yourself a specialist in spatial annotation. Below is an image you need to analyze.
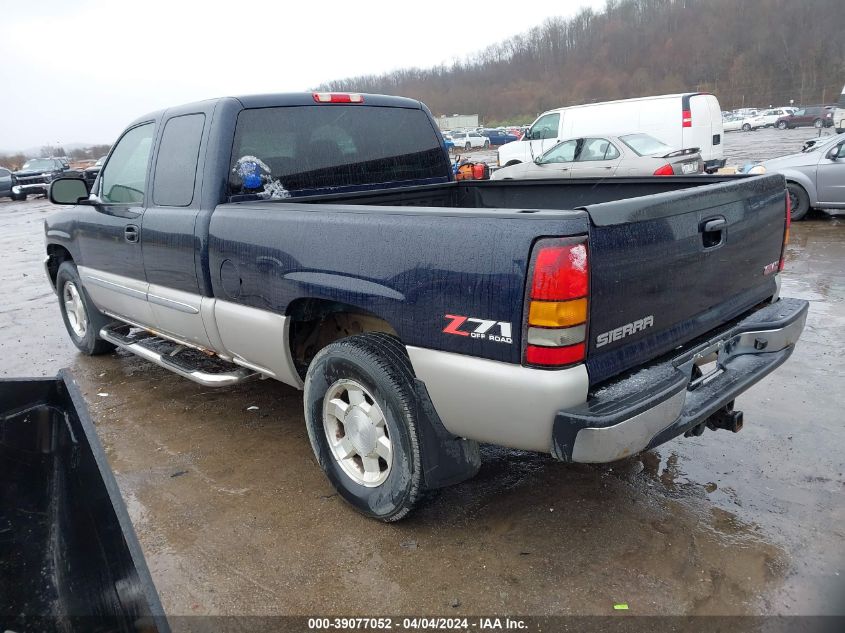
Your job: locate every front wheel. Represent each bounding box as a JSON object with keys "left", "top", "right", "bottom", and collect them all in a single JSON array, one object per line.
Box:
[
  {"left": 464, "top": 142, "right": 471, "bottom": 150},
  {"left": 56, "top": 262, "right": 116, "bottom": 355},
  {"left": 12, "top": 191, "right": 26, "bottom": 201},
  {"left": 742, "top": 123, "right": 751, "bottom": 132},
  {"left": 304, "top": 333, "right": 424, "bottom": 522},
  {"left": 483, "top": 140, "right": 490, "bottom": 149},
  {"left": 786, "top": 183, "right": 810, "bottom": 221},
  {"left": 777, "top": 121, "right": 787, "bottom": 130},
  {"left": 813, "top": 119, "right": 823, "bottom": 129}
]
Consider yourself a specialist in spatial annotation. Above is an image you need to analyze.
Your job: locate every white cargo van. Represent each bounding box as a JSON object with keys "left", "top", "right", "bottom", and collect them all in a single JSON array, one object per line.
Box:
[
  {"left": 834, "top": 85, "right": 845, "bottom": 133},
  {"left": 498, "top": 93, "right": 726, "bottom": 172}
]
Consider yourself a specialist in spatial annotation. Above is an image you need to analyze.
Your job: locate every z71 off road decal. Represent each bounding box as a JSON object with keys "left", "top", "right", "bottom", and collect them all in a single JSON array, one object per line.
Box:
[{"left": 443, "top": 315, "right": 513, "bottom": 344}]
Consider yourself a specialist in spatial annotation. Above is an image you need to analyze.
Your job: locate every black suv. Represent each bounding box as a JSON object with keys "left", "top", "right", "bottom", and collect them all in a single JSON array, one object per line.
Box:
[{"left": 12, "top": 158, "right": 69, "bottom": 200}]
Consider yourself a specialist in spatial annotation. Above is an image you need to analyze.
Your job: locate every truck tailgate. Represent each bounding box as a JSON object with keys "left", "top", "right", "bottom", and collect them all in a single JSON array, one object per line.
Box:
[{"left": 584, "top": 175, "right": 787, "bottom": 385}]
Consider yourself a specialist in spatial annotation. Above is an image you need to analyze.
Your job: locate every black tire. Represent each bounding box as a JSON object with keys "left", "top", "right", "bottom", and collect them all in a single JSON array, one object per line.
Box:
[
  {"left": 836, "top": 128, "right": 844, "bottom": 134},
  {"left": 56, "top": 261, "right": 116, "bottom": 355},
  {"left": 776, "top": 121, "right": 787, "bottom": 130},
  {"left": 12, "top": 191, "right": 26, "bottom": 201},
  {"left": 786, "top": 183, "right": 810, "bottom": 221},
  {"left": 464, "top": 142, "right": 471, "bottom": 150},
  {"left": 483, "top": 140, "right": 490, "bottom": 149},
  {"left": 813, "top": 118, "right": 823, "bottom": 129},
  {"left": 304, "top": 333, "right": 423, "bottom": 522},
  {"left": 742, "top": 123, "right": 752, "bottom": 132}
]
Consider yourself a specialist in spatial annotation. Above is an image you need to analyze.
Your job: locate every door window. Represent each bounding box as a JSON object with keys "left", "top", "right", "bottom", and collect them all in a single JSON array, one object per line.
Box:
[
  {"left": 576, "top": 138, "right": 620, "bottom": 162},
  {"left": 153, "top": 114, "right": 206, "bottom": 207},
  {"left": 529, "top": 113, "right": 560, "bottom": 140},
  {"left": 541, "top": 139, "right": 578, "bottom": 163},
  {"left": 100, "top": 123, "right": 155, "bottom": 204}
]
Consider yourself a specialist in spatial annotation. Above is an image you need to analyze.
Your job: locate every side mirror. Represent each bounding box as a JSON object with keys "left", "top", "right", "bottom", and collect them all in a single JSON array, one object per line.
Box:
[
  {"left": 49, "top": 177, "right": 89, "bottom": 205},
  {"left": 827, "top": 145, "right": 843, "bottom": 160}
]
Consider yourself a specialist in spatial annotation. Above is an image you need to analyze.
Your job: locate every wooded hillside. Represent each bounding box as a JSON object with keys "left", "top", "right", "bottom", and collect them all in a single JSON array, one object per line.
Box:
[{"left": 319, "top": 0, "right": 845, "bottom": 124}]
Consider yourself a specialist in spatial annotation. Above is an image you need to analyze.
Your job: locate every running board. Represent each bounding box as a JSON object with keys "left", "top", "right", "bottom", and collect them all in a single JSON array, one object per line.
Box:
[{"left": 100, "top": 324, "right": 257, "bottom": 387}]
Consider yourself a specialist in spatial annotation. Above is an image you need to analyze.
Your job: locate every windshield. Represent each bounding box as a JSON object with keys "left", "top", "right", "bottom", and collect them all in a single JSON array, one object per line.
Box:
[
  {"left": 619, "top": 133, "right": 673, "bottom": 157},
  {"left": 21, "top": 159, "right": 54, "bottom": 171}
]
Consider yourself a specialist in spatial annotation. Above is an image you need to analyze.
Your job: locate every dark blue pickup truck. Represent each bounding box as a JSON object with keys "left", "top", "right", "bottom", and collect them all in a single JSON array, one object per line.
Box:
[{"left": 44, "top": 92, "right": 807, "bottom": 521}]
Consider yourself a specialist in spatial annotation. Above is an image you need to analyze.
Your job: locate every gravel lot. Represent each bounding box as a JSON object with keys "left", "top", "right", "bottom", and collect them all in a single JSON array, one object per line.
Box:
[{"left": 1, "top": 130, "right": 843, "bottom": 622}]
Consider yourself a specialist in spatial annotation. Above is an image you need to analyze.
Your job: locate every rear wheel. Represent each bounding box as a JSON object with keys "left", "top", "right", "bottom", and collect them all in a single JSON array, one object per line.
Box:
[
  {"left": 742, "top": 123, "right": 751, "bottom": 132},
  {"left": 776, "top": 121, "right": 787, "bottom": 130},
  {"left": 464, "top": 142, "right": 471, "bottom": 150},
  {"left": 813, "top": 118, "right": 823, "bottom": 129},
  {"left": 786, "top": 183, "right": 810, "bottom": 221},
  {"left": 56, "top": 262, "right": 115, "bottom": 355},
  {"left": 483, "top": 140, "right": 490, "bottom": 149},
  {"left": 304, "top": 333, "right": 424, "bottom": 522}
]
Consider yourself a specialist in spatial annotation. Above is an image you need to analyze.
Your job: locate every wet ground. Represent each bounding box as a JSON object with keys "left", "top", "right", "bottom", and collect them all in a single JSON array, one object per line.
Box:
[{"left": 1, "top": 143, "right": 843, "bottom": 617}]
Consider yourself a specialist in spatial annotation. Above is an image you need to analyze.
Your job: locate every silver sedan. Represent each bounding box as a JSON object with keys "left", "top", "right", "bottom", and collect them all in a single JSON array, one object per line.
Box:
[
  {"left": 491, "top": 133, "right": 704, "bottom": 180},
  {"left": 743, "top": 133, "right": 845, "bottom": 221}
]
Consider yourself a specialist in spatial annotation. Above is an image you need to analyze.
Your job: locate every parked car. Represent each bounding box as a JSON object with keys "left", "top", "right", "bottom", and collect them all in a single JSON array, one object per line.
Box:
[
  {"left": 498, "top": 92, "right": 725, "bottom": 172},
  {"left": 492, "top": 133, "right": 703, "bottom": 180},
  {"left": 11, "top": 157, "right": 68, "bottom": 200},
  {"left": 741, "top": 132, "right": 845, "bottom": 220},
  {"left": 722, "top": 114, "right": 751, "bottom": 132},
  {"left": 44, "top": 91, "right": 805, "bottom": 521},
  {"left": 0, "top": 166, "right": 17, "bottom": 199},
  {"left": 481, "top": 129, "right": 518, "bottom": 146},
  {"left": 450, "top": 130, "right": 489, "bottom": 150},
  {"left": 83, "top": 156, "right": 107, "bottom": 186},
  {"left": 744, "top": 108, "right": 793, "bottom": 130},
  {"left": 775, "top": 106, "right": 834, "bottom": 129}
]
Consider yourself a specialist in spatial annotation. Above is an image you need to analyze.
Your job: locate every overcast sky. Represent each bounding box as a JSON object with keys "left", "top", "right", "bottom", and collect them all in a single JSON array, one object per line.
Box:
[{"left": 0, "top": 0, "right": 606, "bottom": 152}]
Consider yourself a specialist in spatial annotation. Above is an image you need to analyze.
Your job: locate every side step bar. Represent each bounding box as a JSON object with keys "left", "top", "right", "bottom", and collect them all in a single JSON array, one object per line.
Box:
[{"left": 100, "top": 324, "right": 257, "bottom": 388}]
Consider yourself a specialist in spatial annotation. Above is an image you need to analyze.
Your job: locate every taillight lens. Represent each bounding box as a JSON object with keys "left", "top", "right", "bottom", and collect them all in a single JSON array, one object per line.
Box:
[
  {"left": 524, "top": 238, "right": 588, "bottom": 368},
  {"left": 682, "top": 109, "right": 692, "bottom": 128},
  {"left": 779, "top": 190, "right": 791, "bottom": 271},
  {"left": 653, "top": 163, "right": 674, "bottom": 176}
]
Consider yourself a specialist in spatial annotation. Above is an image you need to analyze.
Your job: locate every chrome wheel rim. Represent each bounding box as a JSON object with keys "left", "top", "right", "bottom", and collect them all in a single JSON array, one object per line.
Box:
[
  {"left": 63, "top": 281, "right": 88, "bottom": 338},
  {"left": 322, "top": 379, "right": 392, "bottom": 487}
]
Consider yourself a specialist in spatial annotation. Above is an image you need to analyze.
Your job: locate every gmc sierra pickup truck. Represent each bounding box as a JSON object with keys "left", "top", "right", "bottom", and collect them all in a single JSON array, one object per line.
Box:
[{"left": 44, "top": 92, "right": 808, "bottom": 521}]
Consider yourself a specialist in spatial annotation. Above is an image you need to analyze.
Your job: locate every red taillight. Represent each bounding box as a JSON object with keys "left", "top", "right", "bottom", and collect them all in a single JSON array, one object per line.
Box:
[
  {"left": 530, "top": 243, "right": 588, "bottom": 300},
  {"left": 524, "top": 238, "right": 588, "bottom": 368},
  {"left": 653, "top": 164, "right": 674, "bottom": 176},
  {"left": 525, "top": 343, "right": 586, "bottom": 366},
  {"left": 312, "top": 92, "right": 364, "bottom": 104},
  {"left": 779, "top": 191, "right": 791, "bottom": 271},
  {"left": 682, "top": 109, "right": 692, "bottom": 128}
]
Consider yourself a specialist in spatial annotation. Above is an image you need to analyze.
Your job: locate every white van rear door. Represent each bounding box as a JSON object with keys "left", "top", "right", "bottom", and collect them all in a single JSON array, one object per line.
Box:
[{"left": 684, "top": 94, "right": 723, "bottom": 164}]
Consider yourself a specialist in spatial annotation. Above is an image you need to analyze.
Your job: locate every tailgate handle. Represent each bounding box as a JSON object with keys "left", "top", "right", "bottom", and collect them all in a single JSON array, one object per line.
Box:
[
  {"left": 701, "top": 216, "right": 726, "bottom": 248},
  {"left": 703, "top": 218, "right": 726, "bottom": 232}
]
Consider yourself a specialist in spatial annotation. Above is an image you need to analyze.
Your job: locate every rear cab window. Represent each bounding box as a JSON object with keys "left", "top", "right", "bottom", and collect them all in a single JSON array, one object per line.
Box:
[{"left": 228, "top": 105, "right": 449, "bottom": 198}]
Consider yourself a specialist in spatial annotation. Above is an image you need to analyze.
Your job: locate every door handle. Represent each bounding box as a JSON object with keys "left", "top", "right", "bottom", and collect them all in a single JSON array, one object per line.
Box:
[{"left": 124, "top": 224, "right": 139, "bottom": 243}]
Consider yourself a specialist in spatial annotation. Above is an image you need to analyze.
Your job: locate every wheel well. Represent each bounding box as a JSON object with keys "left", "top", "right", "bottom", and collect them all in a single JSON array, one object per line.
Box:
[
  {"left": 287, "top": 298, "right": 398, "bottom": 378},
  {"left": 504, "top": 160, "right": 522, "bottom": 167},
  {"left": 46, "top": 245, "right": 73, "bottom": 287}
]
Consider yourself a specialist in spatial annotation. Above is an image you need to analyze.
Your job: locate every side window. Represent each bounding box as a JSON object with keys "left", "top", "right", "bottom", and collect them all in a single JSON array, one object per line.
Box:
[
  {"left": 529, "top": 113, "right": 560, "bottom": 140},
  {"left": 542, "top": 139, "right": 578, "bottom": 163},
  {"left": 153, "top": 114, "right": 205, "bottom": 207},
  {"left": 576, "top": 138, "right": 619, "bottom": 162},
  {"left": 100, "top": 123, "right": 155, "bottom": 204}
]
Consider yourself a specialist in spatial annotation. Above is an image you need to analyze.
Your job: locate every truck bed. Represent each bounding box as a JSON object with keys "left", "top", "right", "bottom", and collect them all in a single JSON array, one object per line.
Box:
[{"left": 218, "top": 174, "right": 785, "bottom": 385}]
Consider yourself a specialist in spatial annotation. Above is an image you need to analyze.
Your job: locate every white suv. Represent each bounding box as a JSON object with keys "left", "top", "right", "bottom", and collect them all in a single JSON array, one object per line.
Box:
[{"left": 449, "top": 130, "right": 489, "bottom": 150}]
